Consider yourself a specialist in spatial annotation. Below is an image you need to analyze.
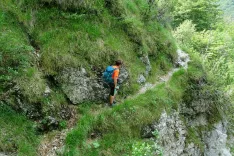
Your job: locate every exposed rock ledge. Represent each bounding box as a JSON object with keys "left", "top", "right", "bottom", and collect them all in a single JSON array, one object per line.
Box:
[
  {"left": 57, "top": 67, "right": 128, "bottom": 104},
  {"left": 142, "top": 110, "right": 231, "bottom": 156}
]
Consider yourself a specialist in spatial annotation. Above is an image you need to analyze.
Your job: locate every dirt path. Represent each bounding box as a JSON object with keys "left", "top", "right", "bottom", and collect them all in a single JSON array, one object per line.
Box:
[
  {"left": 136, "top": 49, "right": 189, "bottom": 96},
  {"left": 38, "top": 106, "right": 77, "bottom": 156}
]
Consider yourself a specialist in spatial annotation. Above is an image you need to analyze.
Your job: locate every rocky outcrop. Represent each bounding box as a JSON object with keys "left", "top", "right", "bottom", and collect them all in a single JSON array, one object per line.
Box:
[
  {"left": 137, "top": 74, "right": 146, "bottom": 84},
  {"left": 203, "top": 122, "right": 231, "bottom": 156},
  {"left": 154, "top": 111, "right": 188, "bottom": 156},
  {"left": 57, "top": 67, "right": 128, "bottom": 104},
  {"left": 57, "top": 68, "right": 108, "bottom": 104},
  {"left": 142, "top": 111, "right": 201, "bottom": 156},
  {"left": 140, "top": 55, "right": 152, "bottom": 76},
  {"left": 142, "top": 110, "right": 231, "bottom": 156},
  {"left": 175, "top": 49, "right": 190, "bottom": 69}
]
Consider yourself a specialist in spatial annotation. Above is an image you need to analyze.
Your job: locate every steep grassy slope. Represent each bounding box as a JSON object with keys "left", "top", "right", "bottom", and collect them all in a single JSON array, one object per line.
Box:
[
  {"left": 63, "top": 53, "right": 224, "bottom": 155},
  {"left": 0, "top": 0, "right": 178, "bottom": 154},
  {"left": 1, "top": 0, "right": 177, "bottom": 99},
  {"left": 0, "top": 103, "right": 40, "bottom": 156},
  {"left": 1, "top": 0, "right": 228, "bottom": 155}
]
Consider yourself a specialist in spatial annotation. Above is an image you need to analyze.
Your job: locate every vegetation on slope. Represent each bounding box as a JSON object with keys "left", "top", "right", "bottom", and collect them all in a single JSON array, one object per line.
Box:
[
  {"left": 0, "top": 0, "right": 233, "bottom": 155},
  {"left": 0, "top": 0, "right": 178, "bottom": 154},
  {"left": 0, "top": 103, "right": 39, "bottom": 156},
  {"left": 173, "top": 0, "right": 221, "bottom": 30},
  {"left": 63, "top": 55, "right": 225, "bottom": 155},
  {"left": 173, "top": 5, "right": 234, "bottom": 154}
]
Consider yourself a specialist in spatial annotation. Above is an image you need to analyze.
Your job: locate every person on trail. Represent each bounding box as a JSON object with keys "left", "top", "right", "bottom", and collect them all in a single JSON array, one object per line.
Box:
[
  {"left": 103, "top": 60, "right": 122, "bottom": 107},
  {"left": 109, "top": 60, "right": 122, "bottom": 106}
]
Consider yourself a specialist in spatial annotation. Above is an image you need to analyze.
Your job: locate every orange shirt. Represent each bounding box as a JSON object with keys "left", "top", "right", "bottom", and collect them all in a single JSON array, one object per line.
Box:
[{"left": 112, "top": 66, "right": 119, "bottom": 79}]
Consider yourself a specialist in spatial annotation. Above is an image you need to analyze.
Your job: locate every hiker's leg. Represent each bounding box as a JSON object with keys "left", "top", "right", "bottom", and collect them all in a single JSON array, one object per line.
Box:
[
  {"left": 109, "top": 84, "right": 115, "bottom": 105},
  {"left": 110, "top": 95, "right": 114, "bottom": 105}
]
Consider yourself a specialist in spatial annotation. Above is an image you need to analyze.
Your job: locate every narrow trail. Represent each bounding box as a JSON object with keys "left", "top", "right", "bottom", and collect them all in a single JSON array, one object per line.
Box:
[
  {"left": 136, "top": 49, "right": 190, "bottom": 96},
  {"left": 38, "top": 106, "right": 78, "bottom": 156},
  {"left": 38, "top": 50, "right": 190, "bottom": 156}
]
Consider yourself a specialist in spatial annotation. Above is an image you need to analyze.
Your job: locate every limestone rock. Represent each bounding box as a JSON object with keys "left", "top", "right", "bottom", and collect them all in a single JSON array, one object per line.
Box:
[
  {"left": 37, "top": 116, "right": 59, "bottom": 132},
  {"left": 118, "top": 67, "right": 129, "bottom": 84},
  {"left": 44, "top": 86, "right": 51, "bottom": 96},
  {"left": 57, "top": 67, "right": 128, "bottom": 104},
  {"left": 181, "top": 143, "right": 201, "bottom": 156},
  {"left": 141, "top": 110, "right": 201, "bottom": 156},
  {"left": 153, "top": 111, "right": 190, "bottom": 156},
  {"left": 140, "top": 55, "right": 152, "bottom": 76},
  {"left": 176, "top": 49, "right": 190, "bottom": 69},
  {"left": 16, "top": 97, "right": 42, "bottom": 119},
  {"left": 137, "top": 74, "right": 146, "bottom": 84},
  {"left": 203, "top": 122, "right": 231, "bottom": 156}
]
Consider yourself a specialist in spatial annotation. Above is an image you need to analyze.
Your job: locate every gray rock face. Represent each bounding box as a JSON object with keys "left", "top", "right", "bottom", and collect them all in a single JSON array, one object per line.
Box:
[
  {"left": 227, "top": 135, "right": 234, "bottom": 155},
  {"left": 57, "top": 67, "right": 128, "bottom": 104},
  {"left": 145, "top": 110, "right": 231, "bottom": 156},
  {"left": 118, "top": 67, "right": 129, "bottom": 84},
  {"left": 203, "top": 122, "right": 231, "bottom": 156},
  {"left": 182, "top": 143, "right": 201, "bottom": 156},
  {"left": 57, "top": 68, "right": 108, "bottom": 104},
  {"left": 140, "top": 55, "right": 152, "bottom": 76},
  {"left": 137, "top": 74, "right": 146, "bottom": 84},
  {"left": 153, "top": 111, "right": 201, "bottom": 156},
  {"left": 44, "top": 86, "right": 51, "bottom": 96},
  {"left": 16, "top": 97, "right": 42, "bottom": 119},
  {"left": 176, "top": 49, "right": 190, "bottom": 69},
  {"left": 142, "top": 110, "right": 201, "bottom": 156},
  {"left": 37, "top": 116, "right": 59, "bottom": 132}
]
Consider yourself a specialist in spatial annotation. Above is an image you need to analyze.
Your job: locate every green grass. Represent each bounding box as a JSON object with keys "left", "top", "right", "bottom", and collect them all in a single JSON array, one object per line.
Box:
[
  {"left": 0, "top": 10, "right": 47, "bottom": 104},
  {"left": 29, "top": 4, "right": 177, "bottom": 97},
  {"left": 0, "top": 102, "right": 40, "bottom": 155},
  {"left": 63, "top": 56, "right": 226, "bottom": 155},
  {"left": 63, "top": 68, "right": 188, "bottom": 156},
  {"left": 185, "top": 127, "right": 205, "bottom": 152},
  {"left": 41, "top": 0, "right": 105, "bottom": 12},
  {"left": 0, "top": 0, "right": 230, "bottom": 155},
  {"left": 1, "top": 0, "right": 178, "bottom": 100}
]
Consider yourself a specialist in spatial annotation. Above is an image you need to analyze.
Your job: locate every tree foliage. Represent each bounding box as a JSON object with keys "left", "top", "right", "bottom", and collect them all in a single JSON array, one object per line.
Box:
[
  {"left": 173, "top": 20, "right": 234, "bottom": 88},
  {"left": 173, "top": 0, "right": 221, "bottom": 30}
]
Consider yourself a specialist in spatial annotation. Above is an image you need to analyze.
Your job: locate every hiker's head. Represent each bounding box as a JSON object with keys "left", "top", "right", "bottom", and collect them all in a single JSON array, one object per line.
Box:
[{"left": 115, "top": 60, "right": 122, "bottom": 67}]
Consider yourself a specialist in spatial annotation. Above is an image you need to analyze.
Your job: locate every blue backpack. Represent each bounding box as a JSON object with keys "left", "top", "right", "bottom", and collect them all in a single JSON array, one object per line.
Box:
[{"left": 102, "top": 66, "right": 117, "bottom": 84}]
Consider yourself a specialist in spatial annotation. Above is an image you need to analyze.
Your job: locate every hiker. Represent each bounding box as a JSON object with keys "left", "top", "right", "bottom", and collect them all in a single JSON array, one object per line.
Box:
[{"left": 103, "top": 60, "right": 122, "bottom": 107}]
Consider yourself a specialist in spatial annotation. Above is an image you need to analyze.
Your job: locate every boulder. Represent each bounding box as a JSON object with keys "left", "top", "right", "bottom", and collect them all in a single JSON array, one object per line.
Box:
[
  {"left": 57, "top": 67, "right": 128, "bottom": 104},
  {"left": 140, "top": 55, "right": 152, "bottom": 76},
  {"left": 137, "top": 74, "right": 146, "bottom": 84}
]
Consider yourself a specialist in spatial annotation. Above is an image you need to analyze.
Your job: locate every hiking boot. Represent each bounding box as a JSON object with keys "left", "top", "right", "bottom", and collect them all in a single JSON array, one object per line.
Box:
[
  {"left": 111, "top": 103, "right": 116, "bottom": 107},
  {"left": 110, "top": 101, "right": 117, "bottom": 107}
]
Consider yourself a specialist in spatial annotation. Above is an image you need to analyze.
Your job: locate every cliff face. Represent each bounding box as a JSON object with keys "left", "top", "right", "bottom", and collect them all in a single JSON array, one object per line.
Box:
[
  {"left": 140, "top": 53, "right": 232, "bottom": 156},
  {"left": 144, "top": 112, "right": 231, "bottom": 156}
]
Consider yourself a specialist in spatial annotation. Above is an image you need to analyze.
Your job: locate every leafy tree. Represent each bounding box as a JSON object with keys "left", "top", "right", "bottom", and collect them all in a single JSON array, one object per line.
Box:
[
  {"left": 145, "top": 0, "right": 176, "bottom": 26},
  {"left": 173, "top": 0, "right": 221, "bottom": 30},
  {"left": 173, "top": 20, "right": 234, "bottom": 87}
]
